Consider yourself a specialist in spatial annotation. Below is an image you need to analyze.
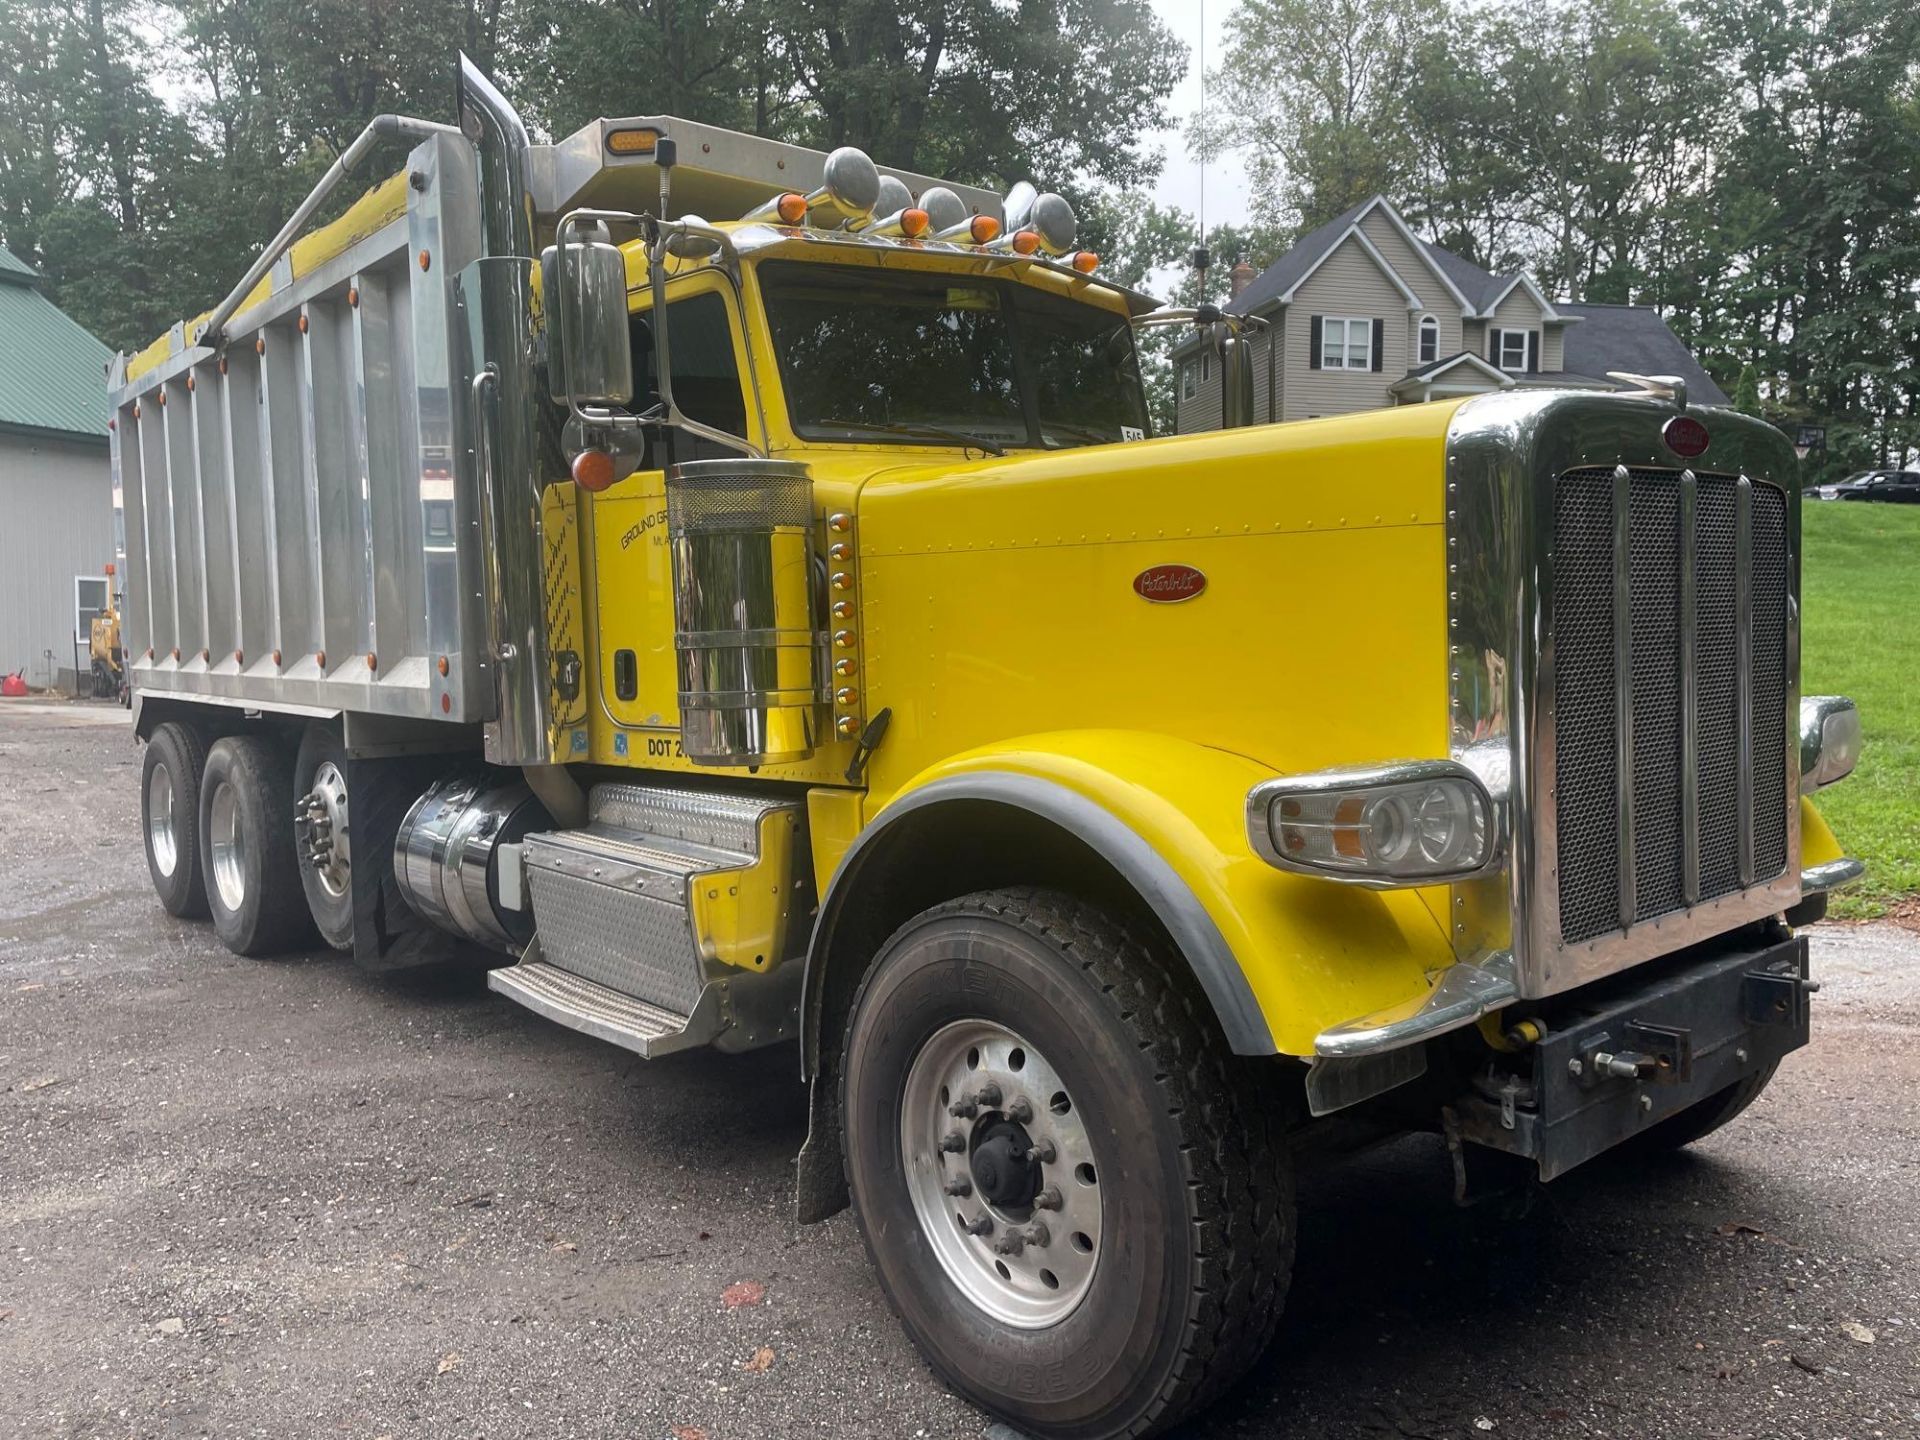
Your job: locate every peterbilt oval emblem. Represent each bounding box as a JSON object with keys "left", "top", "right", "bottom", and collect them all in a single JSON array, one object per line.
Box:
[
  {"left": 1662, "top": 414, "right": 1710, "bottom": 458},
  {"left": 1133, "top": 564, "right": 1207, "bottom": 603}
]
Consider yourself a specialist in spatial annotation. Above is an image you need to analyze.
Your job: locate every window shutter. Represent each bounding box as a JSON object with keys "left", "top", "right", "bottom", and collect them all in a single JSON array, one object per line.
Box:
[
  {"left": 1371, "top": 318, "right": 1384, "bottom": 373},
  {"left": 1309, "top": 315, "right": 1323, "bottom": 369},
  {"left": 1527, "top": 330, "right": 1540, "bottom": 372},
  {"left": 1489, "top": 327, "right": 1502, "bottom": 364}
]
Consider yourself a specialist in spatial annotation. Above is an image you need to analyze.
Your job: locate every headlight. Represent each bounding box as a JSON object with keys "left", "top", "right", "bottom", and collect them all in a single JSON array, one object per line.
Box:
[
  {"left": 1801, "top": 695, "right": 1861, "bottom": 791},
  {"left": 1246, "top": 761, "right": 1495, "bottom": 886}
]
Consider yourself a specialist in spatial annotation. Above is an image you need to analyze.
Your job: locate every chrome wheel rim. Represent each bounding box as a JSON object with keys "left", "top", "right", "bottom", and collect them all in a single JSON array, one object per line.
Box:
[
  {"left": 208, "top": 780, "right": 247, "bottom": 913},
  {"left": 901, "top": 1019, "right": 1102, "bottom": 1329},
  {"left": 147, "top": 764, "right": 177, "bottom": 878},
  {"left": 303, "top": 761, "right": 351, "bottom": 898}
]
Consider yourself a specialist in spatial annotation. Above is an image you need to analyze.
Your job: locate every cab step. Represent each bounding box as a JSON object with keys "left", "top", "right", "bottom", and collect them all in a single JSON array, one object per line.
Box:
[
  {"left": 487, "top": 780, "right": 810, "bottom": 1057},
  {"left": 489, "top": 956, "right": 723, "bottom": 1058}
]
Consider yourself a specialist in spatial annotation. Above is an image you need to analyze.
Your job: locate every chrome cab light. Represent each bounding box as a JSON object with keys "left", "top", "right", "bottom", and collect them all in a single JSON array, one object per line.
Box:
[
  {"left": 1800, "top": 695, "right": 1862, "bottom": 791},
  {"left": 1247, "top": 760, "right": 1497, "bottom": 888}
]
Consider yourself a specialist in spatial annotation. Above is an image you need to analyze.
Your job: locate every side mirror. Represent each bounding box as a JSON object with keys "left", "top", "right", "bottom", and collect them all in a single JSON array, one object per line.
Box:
[
  {"left": 1217, "top": 324, "right": 1257, "bottom": 429},
  {"left": 543, "top": 223, "right": 634, "bottom": 408}
]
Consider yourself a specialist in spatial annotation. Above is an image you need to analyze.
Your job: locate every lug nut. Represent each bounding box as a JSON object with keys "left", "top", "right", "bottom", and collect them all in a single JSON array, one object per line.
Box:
[
  {"left": 949, "top": 1098, "right": 978, "bottom": 1119},
  {"left": 939, "top": 1131, "right": 967, "bottom": 1154},
  {"left": 1025, "top": 1140, "right": 1057, "bottom": 1164},
  {"left": 974, "top": 1082, "right": 1002, "bottom": 1108},
  {"left": 992, "top": 1232, "right": 1026, "bottom": 1257},
  {"left": 963, "top": 1215, "right": 993, "bottom": 1237},
  {"left": 1033, "top": 1186, "right": 1062, "bottom": 1211},
  {"left": 1022, "top": 1221, "right": 1051, "bottom": 1248},
  {"left": 942, "top": 1178, "right": 972, "bottom": 1198},
  {"left": 1006, "top": 1097, "right": 1033, "bottom": 1124}
]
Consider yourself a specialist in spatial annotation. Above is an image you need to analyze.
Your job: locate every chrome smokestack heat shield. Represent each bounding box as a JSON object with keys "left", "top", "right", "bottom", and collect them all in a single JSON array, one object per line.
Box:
[{"left": 665, "top": 459, "right": 825, "bottom": 766}]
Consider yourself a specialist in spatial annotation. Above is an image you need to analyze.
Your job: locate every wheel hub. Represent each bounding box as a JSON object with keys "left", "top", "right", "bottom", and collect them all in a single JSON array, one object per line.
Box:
[
  {"left": 969, "top": 1121, "right": 1037, "bottom": 1208},
  {"left": 900, "top": 1019, "right": 1104, "bottom": 1329},
  {"left": 297, "top": 761, "right": 351, "bottom": 898}
]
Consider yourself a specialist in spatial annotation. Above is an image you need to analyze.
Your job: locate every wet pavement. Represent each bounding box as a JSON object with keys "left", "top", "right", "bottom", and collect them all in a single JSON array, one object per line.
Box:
[{"left": 2, "top": 702, "right": 1916, "bottom": 1439}]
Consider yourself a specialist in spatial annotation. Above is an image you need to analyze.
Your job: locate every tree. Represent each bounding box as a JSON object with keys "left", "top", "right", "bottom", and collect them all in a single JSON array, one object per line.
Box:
[{"left": 1194, "top": 0, "right": 1434, "bottom": 237}]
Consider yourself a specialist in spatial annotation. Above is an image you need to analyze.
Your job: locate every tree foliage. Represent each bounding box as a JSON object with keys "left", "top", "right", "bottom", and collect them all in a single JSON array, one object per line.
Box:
[
  {"left": 0, "top": 0, "right": 1182, "bottom": 352},
  {"left": 1199, "top": 0, "right": 1920, "bottom": 479}
]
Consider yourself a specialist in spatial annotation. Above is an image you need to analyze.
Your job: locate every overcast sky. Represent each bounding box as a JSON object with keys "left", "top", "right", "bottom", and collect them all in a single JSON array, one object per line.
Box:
[{"left": 1143, "top": 0, "right": 1252, "bottom": 232}]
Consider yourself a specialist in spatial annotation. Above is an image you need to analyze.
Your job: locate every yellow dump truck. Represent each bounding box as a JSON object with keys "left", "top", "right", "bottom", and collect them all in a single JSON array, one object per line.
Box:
[{"left": 111, "top": 55, "right": 1865, "bottom": 1438}]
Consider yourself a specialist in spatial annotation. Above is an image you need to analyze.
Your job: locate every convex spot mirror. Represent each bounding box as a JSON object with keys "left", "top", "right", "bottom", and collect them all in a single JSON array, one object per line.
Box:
[{"left": 543, "top": 222, "right": 634, "bottom": 408}]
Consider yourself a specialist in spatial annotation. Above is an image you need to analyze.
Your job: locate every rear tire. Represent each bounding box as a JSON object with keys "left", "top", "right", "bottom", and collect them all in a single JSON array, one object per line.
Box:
[
  {"left": 293, "top": 724, "right": 354, "bottom": 951},
  {"left": 142, "top": 721, "right": 208, "bottom": 918},
  {"left": 198, "top": 735, "right": 314, "bottom": 957},
  {"left": 841, "top": 887, "right": 1293, "bottom": 1440}
]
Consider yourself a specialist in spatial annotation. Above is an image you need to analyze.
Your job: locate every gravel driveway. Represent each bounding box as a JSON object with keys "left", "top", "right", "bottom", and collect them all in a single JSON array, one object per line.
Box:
[{"left": 2, "top": 702, "right": 1916, "bottom": 1439}]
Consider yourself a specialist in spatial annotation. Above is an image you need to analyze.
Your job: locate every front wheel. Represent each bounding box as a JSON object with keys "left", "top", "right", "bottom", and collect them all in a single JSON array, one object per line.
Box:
[{"left": 841, "top": 888, "right": 1293, "bottom": 1440}]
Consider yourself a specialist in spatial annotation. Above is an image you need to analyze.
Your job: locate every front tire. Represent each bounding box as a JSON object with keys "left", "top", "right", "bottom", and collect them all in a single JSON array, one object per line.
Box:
[
  {"left": 841, "top": 888, "right": 1293, "bottom": 1440},
  {"left": 142, "top": 721, "right": 209, "bottom": 918},
  {"left": 198, "top": 735, "right": 314, "bottom": 957}
]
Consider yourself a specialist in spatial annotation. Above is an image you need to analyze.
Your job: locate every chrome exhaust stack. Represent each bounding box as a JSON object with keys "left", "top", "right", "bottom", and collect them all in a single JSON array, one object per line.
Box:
[{"left": 457, "top": 52, "right": 559, "bottom": 766}]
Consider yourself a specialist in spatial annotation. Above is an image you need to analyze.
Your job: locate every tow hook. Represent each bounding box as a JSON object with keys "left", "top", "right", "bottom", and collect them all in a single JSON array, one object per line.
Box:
[{"left": 1569, "top": 1022, "right": 1693, "bottom": 1087}]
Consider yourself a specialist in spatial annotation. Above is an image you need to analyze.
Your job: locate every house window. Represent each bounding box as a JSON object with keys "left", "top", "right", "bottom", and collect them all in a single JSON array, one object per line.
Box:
[
  {"left": 75, "top": 576, "right": 109, "bottom": 640},
  {"left": 1419, "top": 315, "right": 1438, "bottom": 365},
  {"left": 1181, "top": 357, "right": 1198, "bottom": 400},
  {"left": 1322, "top": 316, "right": 1372, "bottom": 370},
  {"left": 1500, "top": 328, "right": 1533, "bottom": 373}
]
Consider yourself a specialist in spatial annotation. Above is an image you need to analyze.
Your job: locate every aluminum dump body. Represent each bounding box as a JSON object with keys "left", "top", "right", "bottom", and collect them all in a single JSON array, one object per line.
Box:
[
  {"left": 109, "top": 130, "right": 491, "bottom": 726},
  {"left": 107, "top": 103, "right": 999, "bottom": 738}
]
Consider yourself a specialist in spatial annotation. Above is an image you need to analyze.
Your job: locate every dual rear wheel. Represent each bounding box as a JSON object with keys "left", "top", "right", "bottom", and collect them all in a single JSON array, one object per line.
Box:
[{"left": 140, "top": 719, "right": 344, "bottom": 956}]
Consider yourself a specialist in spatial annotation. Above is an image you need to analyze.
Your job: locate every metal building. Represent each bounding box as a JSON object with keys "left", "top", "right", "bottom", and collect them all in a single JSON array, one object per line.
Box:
[{"left": 0, "top": 246, "right": 115, "bottom": 691}]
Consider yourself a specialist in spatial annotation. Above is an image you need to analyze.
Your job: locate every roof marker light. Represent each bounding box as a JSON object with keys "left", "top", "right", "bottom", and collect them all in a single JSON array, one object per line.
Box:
[{"left": 1070, "top": 250, "right": 1100, "bottom": 274}]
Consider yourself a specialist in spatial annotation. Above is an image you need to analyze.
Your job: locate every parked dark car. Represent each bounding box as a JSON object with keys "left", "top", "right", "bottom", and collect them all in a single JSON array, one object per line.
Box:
[{"left": 1815, "top": 469, "right": 1920, "bottom": 501}]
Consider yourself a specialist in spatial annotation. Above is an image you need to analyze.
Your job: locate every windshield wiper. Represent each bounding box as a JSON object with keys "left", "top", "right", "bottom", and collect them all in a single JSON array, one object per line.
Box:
[
  {"left": 815, "top": 416, "right": 1008, "bottom": 457},
  {"left": 1038, "top": 421, "right": 1124, "bottom": 448}
]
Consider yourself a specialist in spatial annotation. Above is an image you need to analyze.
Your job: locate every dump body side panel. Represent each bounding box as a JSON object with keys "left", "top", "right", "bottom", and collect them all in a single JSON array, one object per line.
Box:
[{"left": 111, "top": 133, "right": 490, "bottom": 726}]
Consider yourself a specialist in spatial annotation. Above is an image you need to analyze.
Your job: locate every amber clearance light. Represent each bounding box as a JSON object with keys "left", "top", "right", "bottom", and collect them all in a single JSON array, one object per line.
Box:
[
  {"left": 605, "top": 127, "right": 662, "bottom": 155},
  {"left": 968, "top": 215, "right": 1001, "bottom": 245},
  {"left": 572, "top": 448, "right": 617, "bottom": 493}
]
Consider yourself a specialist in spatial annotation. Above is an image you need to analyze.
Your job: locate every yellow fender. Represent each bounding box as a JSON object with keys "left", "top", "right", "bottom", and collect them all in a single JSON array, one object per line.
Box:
[{"left": 809, "top": 729, "right": 1457, "bottom": 1061}]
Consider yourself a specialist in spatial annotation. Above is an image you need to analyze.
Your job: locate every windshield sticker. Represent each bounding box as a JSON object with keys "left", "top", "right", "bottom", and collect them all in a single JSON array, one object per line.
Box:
[
  {"left": 945, "top": 286, "right": 998, "bottom": 311},
  {"left": 1120, "top": 425, "right": 1145, "bottom": 442}
]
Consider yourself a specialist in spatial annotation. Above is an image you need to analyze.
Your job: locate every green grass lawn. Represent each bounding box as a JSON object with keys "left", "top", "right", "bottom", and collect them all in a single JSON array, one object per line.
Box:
[{"left": 1800, "top": 501, "right": 1920, "bottom": 918}]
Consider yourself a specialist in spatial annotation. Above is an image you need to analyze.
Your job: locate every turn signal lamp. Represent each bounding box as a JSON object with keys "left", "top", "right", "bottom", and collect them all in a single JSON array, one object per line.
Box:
[
  {"left": 606, "top": 127, "right": 662, "bottom": 155},
  {"left": 1070, "top": 250, "right": 1100, "bottom": 274},
  {"left": 571, "top": 447, "right": 617, "bottom": 493},
  {"left": 1246, "top": 762, "right": 1493, "bottom": 886}
]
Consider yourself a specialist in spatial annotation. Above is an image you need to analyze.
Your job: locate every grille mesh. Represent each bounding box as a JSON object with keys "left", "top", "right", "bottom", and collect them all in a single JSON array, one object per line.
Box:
[{"left": 1551, "top": 467, "right": 1790, "bottom": 945}]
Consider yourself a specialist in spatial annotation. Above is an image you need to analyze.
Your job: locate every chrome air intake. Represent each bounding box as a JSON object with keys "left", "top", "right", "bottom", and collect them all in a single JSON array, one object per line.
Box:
[{"left": 665, "top": 458, "right": 825, "bottom": 766}]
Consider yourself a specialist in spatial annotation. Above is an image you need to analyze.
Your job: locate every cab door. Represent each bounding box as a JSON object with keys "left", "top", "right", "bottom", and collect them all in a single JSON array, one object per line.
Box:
[{"left": 587, "top": 277, "right": 757, "bottom": 734}]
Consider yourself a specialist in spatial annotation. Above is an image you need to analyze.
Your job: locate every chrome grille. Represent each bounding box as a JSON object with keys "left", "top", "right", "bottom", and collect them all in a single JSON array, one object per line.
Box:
[{"left": 1551, "top": 466, "right": 1790, "bottom": 945}]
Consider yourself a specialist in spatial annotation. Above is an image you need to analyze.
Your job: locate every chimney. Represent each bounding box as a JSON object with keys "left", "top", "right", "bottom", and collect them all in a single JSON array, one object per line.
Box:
[{"left": 1228, "top": 256, "right": 1257, "bottom": 301}]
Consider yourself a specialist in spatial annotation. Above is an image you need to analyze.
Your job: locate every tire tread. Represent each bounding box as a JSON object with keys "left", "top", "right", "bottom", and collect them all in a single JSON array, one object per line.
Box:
[{"left": 842, "top": 886, "right": 1293, "bottom": 1437}]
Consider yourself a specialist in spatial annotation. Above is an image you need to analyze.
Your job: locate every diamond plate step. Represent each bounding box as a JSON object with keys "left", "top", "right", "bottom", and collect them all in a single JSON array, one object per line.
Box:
[
  {"left": 488, "top": 960, "right": 720, "bottom": 1059},
  {"left": 514, "top": 780, "right": 809, "bottom": 1022}
]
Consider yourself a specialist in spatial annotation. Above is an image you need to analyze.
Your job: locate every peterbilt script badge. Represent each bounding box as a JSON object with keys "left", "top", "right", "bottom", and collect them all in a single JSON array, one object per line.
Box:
[{"left": 1133, "top": 564, "right": 1207, "bottom": 603}]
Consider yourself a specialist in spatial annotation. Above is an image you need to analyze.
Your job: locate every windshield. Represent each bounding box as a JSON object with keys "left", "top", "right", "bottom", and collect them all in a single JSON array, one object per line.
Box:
[{"left": 758, "top": 261, "right": 1150, "bottom": 450}]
